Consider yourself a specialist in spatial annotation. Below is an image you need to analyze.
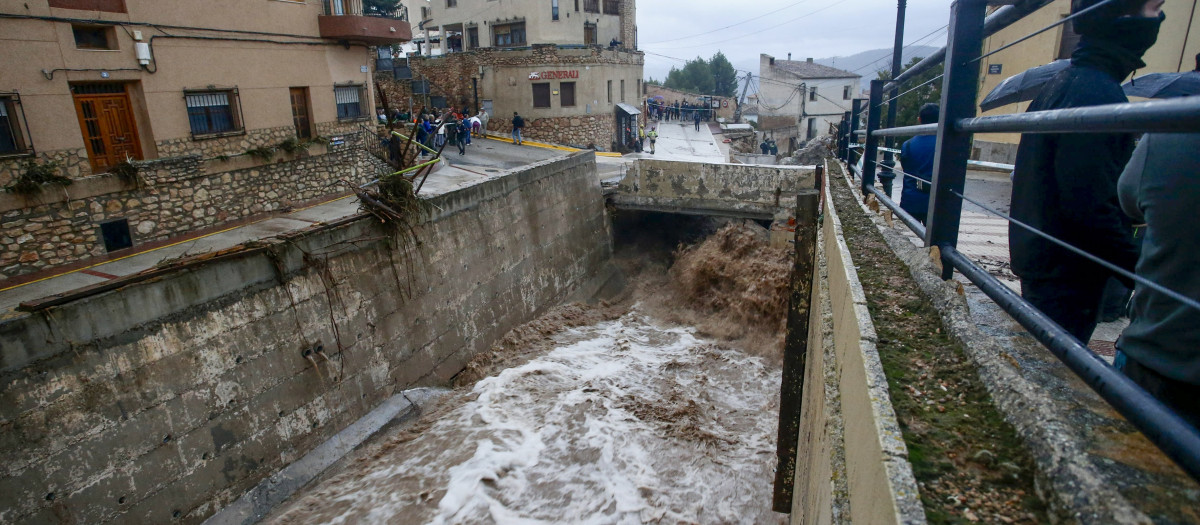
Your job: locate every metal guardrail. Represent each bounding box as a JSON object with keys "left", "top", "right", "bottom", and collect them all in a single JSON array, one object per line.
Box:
[{"left": 837, "top": 0, "right": 1200, "bottom": 482}]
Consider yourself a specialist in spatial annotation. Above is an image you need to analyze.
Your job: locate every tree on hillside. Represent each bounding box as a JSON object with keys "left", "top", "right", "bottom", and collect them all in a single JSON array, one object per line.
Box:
[
  {"left": 663, "top": 52, "right": 738, "bottom": 97},
  {"left": 876, "top": 57, "right": 944, "bottom": 127}
]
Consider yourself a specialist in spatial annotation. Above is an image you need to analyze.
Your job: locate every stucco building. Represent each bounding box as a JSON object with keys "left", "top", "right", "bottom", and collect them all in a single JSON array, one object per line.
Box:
[
  {"left": 974, "top": 0, "right": 1200, "bottom": 163},
  {"left": 0, "top": 0, "right": 410, "bottom": 279},
  {"left": 758, "top": 54, "right": 858, "bottom": 154},
  {"left": 377, "top": 0, "right": 642, "bottom": 150}
]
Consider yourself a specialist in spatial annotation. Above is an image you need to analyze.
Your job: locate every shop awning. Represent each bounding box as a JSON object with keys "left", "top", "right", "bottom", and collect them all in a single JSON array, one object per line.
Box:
[{"left": 615, "top": 103, "right": 641, "bottom": 116}]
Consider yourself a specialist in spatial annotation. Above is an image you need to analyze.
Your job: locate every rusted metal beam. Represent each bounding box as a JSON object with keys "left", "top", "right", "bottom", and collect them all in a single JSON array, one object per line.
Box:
[{"left": 773, "top": 189, "right": 820, "bottom": 513}]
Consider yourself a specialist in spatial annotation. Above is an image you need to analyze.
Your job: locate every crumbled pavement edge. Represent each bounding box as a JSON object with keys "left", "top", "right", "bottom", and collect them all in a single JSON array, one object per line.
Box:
[{"left": 827, "top": 160, "right": 1151, "bottom": 524}]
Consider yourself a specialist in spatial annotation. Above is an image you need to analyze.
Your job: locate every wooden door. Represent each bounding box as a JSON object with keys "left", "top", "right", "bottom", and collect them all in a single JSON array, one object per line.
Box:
[
  {"left": 290, "top": 87, "right": 312, "bottom": 139},
  {"left": 73, "top": 87, "right": 142, "bottom": 172}
]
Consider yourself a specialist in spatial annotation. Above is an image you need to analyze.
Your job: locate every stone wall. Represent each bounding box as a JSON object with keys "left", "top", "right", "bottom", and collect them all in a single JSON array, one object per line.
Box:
[
  {"left": 376, "top": 44, "right": 643, "bottom": 148},
  {"left": 0, "top": 152, "right": 613, "bottom": 524},
  {"left": 0, "top": 148, "right": 93, "bottom": 189},
  {"left": 612, "top": 158, "right": 814, "bottom": 221},
  {"left": 0, "top": 126, "right": 386, "bottom": 280}
]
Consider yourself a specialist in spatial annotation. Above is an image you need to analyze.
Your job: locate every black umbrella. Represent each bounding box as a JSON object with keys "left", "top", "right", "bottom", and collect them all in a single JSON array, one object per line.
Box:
[
  {"left": 1123, "top": 71, "right": 1200, "bottom": 99},
  {"left": 979, "top": 59, "right": 1071, "bottom": 112}
]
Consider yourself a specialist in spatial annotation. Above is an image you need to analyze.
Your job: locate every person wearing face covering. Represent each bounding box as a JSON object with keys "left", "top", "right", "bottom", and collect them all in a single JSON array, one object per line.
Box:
[{"left": 1008, "top": 0, "right": 1165, "bottom": 344}]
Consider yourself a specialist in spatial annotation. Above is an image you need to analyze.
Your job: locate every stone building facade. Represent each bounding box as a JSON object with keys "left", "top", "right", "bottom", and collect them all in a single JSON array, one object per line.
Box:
[
  {"left": 379, "top": 44, "right": 643, "bottom": 150},
  {"left": 421, "top": 0, "right": 636, "bottom": 55},
  {"left": 758, "top": 54, "right": 858, "bottom": 155},
  {"left": 0, "top": 0, "right": 410, "bottom": 280}
]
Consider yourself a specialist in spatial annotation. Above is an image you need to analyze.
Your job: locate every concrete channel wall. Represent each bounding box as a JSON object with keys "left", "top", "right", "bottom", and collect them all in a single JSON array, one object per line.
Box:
[
  {"left": 0, "top": 152, "right": 613, "bottom": 524},
  {"left": 788, "top": 166, "right": 925, "bottom": 524}
]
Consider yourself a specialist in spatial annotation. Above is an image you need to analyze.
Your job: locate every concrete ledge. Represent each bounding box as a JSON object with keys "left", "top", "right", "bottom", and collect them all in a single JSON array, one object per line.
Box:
[{"left": 820, "top": 164, "right": 926, "bottom": 524}]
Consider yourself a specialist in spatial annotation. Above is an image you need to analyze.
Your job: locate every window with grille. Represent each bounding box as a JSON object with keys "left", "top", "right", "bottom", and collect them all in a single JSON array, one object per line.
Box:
[
  {"left": 552, "top": 0, "right": 559, "bottom": 20},
  {"left": 335, "top": 85, "right": 366, "bottom": 120},
  {"left": 607, "top": 80, "right": 612, "bottom": 103},
  {"left": 809, "top": 87, "right": 817, "bottom": 101},
  {"left": 468, "top": 27, "right": 479, "bottom": 48},
  {"left": 533, "top": 83, "right": 551, "bottom": 108},
  {"left": 492, "top": 22, "right": 526, "bottom": 47},
  {"left": 185, "top": 90, "right": 242, "bottom": 137},
  {"left": 446, "top": 0, "right": 456, "bottom": 7},
  {"left": 583, "top": 0, "right": 599, "bottom": 13},
  {"left": 0, "top": 95, "right": 31, "bottom": 156},
  {"left": 603, "top": 0, "right": 619, "bottom": 15},
  {"left": 844, "top": 85, "right": 851, "bottom": 99},
  {"left": 620, "top": 79, "right": 625, "bottom": 102},
  {"left": 73, "top": 24, "right": 116, "bottom": 50},
  {"left": 561, "top": 82, "right": 576, "bottom": 107}
]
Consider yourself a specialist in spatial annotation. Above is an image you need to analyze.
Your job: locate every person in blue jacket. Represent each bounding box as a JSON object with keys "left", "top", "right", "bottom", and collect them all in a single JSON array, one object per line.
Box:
[{"left": 898, "top": 103, "right": 939, "bottom": 224}]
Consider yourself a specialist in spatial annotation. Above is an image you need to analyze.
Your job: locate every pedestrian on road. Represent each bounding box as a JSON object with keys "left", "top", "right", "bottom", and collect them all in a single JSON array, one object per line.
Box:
[
  {"left": 1009, "top": 0, "right": 1164, "bottom": 343},
  {"left": 693, "top": 108, "right": 701, "bottom": 131},
  {"left": 457, "top": 121, "right": 470, "bottom": 155},
  {"left": 468, "top": 114, "right": 482, "bottom": 143},
  {"left": 760, "top": 139, "right": 769, "bottom": 154},
  {"left": 512, "top": 112, "right": 525, "bottom": 145},
  {"left": 1115, "top": 132, "right": 1200, "bottom": 428},
  {"left": 647, "top": 127, "right": 658, "bottom": 154},
  {"left": 899, "top": 103, "right": 939, "bottom": 224},
  {"left": 638, "top": 124, "right": 645, "bottom": 153},
  {"left": 416, "top": 117, "right": 431, "bottom": 157},
  {"left": 768, "top": 139, "right": 778, "bottom": 156}
]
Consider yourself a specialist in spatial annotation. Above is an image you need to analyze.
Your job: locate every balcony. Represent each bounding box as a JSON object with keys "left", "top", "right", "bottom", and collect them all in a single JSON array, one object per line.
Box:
[{"left": 319, "top": 0, "right": 412, "bottom": 45}]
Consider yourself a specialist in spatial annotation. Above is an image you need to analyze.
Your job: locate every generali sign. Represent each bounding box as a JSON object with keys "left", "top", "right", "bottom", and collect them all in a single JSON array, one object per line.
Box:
[{"left": 529, "top": 70, "right": 580, "bottom": 80}]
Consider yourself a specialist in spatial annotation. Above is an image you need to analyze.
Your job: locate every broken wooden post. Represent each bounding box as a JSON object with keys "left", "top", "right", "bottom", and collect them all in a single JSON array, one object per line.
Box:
[{"left": 772, "top": 188, "right": 821, "bottom": 513}]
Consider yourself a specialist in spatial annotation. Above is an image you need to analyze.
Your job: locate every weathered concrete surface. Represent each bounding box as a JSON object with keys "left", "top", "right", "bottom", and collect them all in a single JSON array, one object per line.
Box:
[
  {"left": 788, "top": 160, "right": 925, "bottom": 524},
  {"left": 611, "top": 159, "right": 815, "bottom": 221},
  {"left": 0, "top": 152, "right": 612, "bottom": 524}
]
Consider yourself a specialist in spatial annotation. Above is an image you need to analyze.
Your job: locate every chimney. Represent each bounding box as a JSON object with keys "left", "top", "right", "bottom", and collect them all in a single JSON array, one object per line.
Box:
[
  {"left": 788, "top": 53, "right": 792, "bottom": 61},
  {"left": 807, "top": 57, "right": 814, "bottom": 63}
]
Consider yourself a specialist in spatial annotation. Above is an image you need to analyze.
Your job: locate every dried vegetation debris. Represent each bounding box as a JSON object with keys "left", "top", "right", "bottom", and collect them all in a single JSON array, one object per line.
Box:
[{"left": 828, "top": 168, "right": 1049, "bottom": 524}]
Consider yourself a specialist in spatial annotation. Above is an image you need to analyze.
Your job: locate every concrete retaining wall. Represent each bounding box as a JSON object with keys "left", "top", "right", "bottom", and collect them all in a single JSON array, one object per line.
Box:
[
  {"left": 0, "top": 152, "right": 612, "bottom": 524},
  {"left": 788, "top": 162, "right": 925, "bottom": 524},
  {"left": 612, "top": 159, "right": 814, "bottom": 220}
]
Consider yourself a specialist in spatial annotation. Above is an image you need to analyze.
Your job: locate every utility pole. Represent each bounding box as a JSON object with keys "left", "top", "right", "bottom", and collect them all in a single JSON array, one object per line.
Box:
[
  {"left": 881, "top": 0, "right": 908, "bottom": 196},
  {"left": 734, "top": 72, "right": 753, "bottom": 123}
]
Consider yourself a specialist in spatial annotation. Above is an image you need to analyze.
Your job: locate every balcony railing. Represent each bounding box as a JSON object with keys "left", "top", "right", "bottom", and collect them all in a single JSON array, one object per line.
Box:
[
  {"left": 319, "top": 0, "right": 412, "bottom": 44},
  {"left": 322, "top": 0, "right": 408, "bottom": 21}
]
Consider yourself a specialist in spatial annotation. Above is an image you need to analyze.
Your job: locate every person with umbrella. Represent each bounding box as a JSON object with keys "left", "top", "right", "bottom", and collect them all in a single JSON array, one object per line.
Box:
[{"left": 1009, "top": 0, "right": 1165, "bottom": 344}]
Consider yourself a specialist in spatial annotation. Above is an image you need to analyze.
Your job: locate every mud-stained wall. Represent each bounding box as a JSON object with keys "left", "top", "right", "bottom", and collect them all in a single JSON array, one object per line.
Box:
[
  {"left": 612, "top": 159, "right": 815, "bottom": 220},
  {"left": 0, "top": 152, "right": 612, "bottom": 524},
  {"left": 788, "top": 161, "right": 925, "bottom": 524}
]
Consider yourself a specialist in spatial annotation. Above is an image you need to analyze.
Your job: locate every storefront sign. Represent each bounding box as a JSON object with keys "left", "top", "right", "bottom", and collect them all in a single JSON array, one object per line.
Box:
[
  {"left": 988, "top": 64, "right": 1003, "bottom": 75},
  {"left": 529, "top": 70, "right": 580, "bottom": 80}
]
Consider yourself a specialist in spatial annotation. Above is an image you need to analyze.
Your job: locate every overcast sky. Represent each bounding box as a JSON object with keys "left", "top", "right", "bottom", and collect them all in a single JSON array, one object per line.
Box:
[{"left": 637, "top": 0, "right": 952, "bottom": 82}]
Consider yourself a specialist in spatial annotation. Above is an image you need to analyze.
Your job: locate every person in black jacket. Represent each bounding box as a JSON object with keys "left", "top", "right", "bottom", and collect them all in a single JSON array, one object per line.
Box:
[{"left": 1008, "top": 0, "right": 1164, "bottom": 344}]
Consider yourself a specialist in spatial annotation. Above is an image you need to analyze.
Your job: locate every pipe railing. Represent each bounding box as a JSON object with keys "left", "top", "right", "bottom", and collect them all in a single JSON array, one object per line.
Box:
[{"left": 834, "top": 0, "right": 1200, "bottom": 482}]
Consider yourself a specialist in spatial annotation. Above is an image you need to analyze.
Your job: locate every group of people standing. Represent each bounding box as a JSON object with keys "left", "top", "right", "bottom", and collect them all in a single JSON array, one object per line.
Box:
[
  {"left": 408, "top": 106, "right": 485, "bottom": 157},
  {"left": 647, "top": 99, "right": 713, "bottom": 125}
]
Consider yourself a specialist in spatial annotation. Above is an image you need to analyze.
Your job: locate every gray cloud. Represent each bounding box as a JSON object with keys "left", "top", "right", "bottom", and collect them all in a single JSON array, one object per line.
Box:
[{"left": 637, "top": 0, "right": 951, "bottom": 81}]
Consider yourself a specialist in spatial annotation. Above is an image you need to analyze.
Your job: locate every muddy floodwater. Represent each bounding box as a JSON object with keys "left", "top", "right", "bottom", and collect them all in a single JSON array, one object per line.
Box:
[{"left": 266, "top": 308, "right": 786, "bottom": 524}]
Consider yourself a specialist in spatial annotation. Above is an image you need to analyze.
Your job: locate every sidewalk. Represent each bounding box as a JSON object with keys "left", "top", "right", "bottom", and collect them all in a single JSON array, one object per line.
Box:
[{"left": 0, "top": 137, "right": 571, "bottom": 314}]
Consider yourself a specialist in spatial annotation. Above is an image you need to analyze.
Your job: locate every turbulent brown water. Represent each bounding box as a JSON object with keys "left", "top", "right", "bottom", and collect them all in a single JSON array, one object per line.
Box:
[{"left": 264, "top": 222, "right": 792, "bottom": 524}]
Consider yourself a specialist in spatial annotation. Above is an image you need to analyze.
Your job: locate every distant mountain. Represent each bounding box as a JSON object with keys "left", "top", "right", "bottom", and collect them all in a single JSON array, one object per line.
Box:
[{"left": 813, "top": 45, "right": 941, "bottom": 93}]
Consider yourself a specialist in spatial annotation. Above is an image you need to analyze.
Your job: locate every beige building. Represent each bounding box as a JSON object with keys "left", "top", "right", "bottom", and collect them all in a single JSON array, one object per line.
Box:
[
  {"left": 758, "top": 54, "right": 859, "bottom": 154},
  {"left": 974, "top": 0, "right": 1200, "bottom": 163},
  {"left": 423, "top": 0, "right": 636, "bottom": 54},
  {"left": 380, "top": 0, "right": 642, "bottom": 150},
  {"left": 0, "top": 0, "right": 410, "bottom": 279}
]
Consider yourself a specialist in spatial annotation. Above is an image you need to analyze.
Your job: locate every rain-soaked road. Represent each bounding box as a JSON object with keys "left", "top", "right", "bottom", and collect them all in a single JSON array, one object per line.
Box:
[{"left": 266, "top": 309, "right": 785, "bottom": 524}]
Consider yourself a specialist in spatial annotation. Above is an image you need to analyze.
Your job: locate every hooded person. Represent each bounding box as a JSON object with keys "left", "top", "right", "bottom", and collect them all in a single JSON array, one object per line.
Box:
[{"left": 1009, "top": 0, "right": 1165, "bottom": 344}]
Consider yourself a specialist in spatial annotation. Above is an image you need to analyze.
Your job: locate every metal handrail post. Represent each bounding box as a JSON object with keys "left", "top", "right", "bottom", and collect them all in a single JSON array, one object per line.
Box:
[
  {"left": 839, "top": 112, "right": 851, "bottom": 161},
  {"left": 926, "top": 0, "right": 986, "bottom": 279},
  {"left": 882, "top": 0, "right": 907, "bottom": 192},
  {"left": 862, "top": 80, "right": 884, "bottom": 196},
  {"left": 849, "top": 99, "right": 863, "bottom": 168}
]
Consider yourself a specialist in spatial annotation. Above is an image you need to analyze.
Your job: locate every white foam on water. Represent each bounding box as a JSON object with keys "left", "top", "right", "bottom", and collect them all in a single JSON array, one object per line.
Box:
[{"left": 267, "top": 310, "right": 785, "bottom": 525}]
